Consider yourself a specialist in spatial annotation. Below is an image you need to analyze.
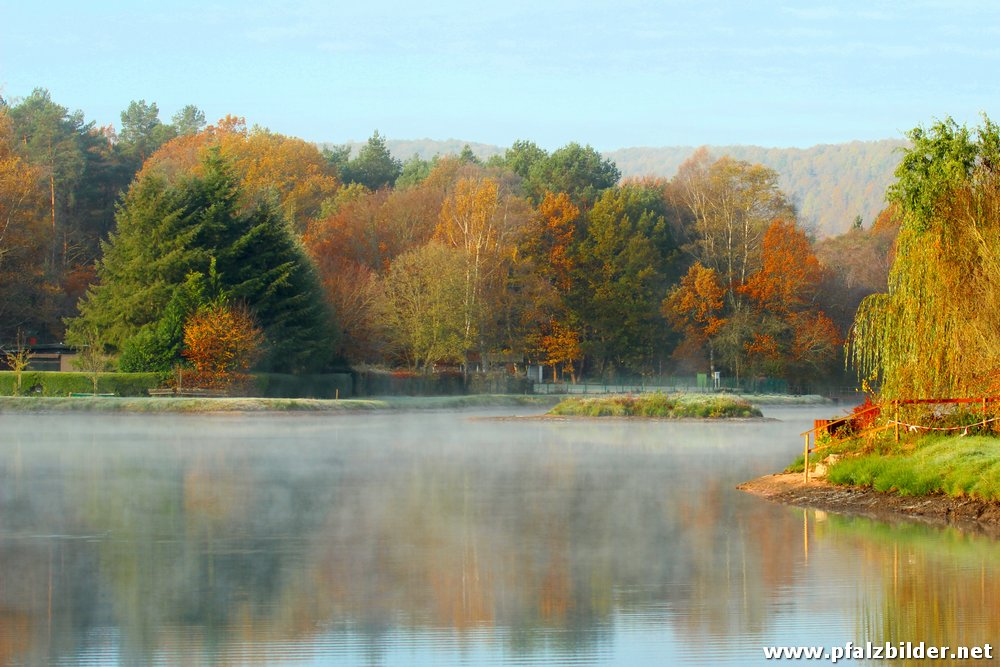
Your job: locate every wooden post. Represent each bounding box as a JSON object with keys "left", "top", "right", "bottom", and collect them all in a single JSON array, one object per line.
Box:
[
  {"left": 335, "top": 388, "right": 339, "bottom": 400},
  {"left": 894, "top": 400, "right": 900, "bottom": 444},
  {"left": 803, "top": 433, "right": 810, "bottom": 484}
]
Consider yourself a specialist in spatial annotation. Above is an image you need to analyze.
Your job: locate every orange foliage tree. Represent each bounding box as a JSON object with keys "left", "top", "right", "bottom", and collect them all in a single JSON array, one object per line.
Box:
[
  {"left": 182, "top": 303, "right": 263, "bottom": 389},
  {"left": 538, "top": 319, "right": 582, "bottom": 382},
  {"left": 739, "top": 219, "right": 840, "bottom": 382},
  {"left": 741, "top": 218, "right": 822, "bottom": 313},
  {"left": 662, "top": 262, "right": 727, "bottom": 369},
  {"left": 526, "top": 192, "right": 579, "bottom": 293}
]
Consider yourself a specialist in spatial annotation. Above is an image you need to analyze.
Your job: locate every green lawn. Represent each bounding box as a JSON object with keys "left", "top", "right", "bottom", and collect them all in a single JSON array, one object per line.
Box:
[{"left": 826, "top": 434, "right": 1000, "bottom": 501}]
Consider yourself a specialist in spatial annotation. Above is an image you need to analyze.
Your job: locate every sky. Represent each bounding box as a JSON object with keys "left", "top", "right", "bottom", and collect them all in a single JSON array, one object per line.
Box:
[{"left": 2, "top": 1, "right": 999, "bottom": 150}]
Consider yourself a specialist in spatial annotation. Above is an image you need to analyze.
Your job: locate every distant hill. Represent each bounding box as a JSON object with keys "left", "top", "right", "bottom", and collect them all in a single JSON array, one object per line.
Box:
[
  {"left": 321, "top": 139, "right": 505, "bottom": 162},
  {"left": 323, "top": 138, "right": 907, "bottom": 237},
  {"left": 606, "top": 141, "right": 907, "bottom": 237}
]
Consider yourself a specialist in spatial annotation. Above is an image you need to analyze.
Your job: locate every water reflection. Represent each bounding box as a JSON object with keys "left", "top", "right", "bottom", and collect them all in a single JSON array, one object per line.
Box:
[
  {"left": 813, "top": 514, "right": 1000, "bottom": 666},
  {"left": 0, "top": 410, "right": 996, "bottom": 664}
]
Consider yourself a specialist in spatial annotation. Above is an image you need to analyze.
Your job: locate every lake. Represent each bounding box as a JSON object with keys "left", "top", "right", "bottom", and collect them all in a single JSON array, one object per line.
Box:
[{"left": 1, "top": 406, "right": 997, "bottom": 665}]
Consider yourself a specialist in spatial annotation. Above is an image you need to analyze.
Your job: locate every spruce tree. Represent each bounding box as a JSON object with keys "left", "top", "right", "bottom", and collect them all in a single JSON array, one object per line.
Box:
[{"left": 68, "top": 153, "right": 336, "bottom": 373}]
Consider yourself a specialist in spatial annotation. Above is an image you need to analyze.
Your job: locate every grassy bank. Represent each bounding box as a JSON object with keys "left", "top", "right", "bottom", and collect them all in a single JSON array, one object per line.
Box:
[
  {"left": 824, "top": 434, "right": 1000, "bottom": 501},
  {"left": 0, "top": 394, "right": 561, "bottom": 414},
  {"left": 547, "top": 392, "right": 762, "bottom": 418}
]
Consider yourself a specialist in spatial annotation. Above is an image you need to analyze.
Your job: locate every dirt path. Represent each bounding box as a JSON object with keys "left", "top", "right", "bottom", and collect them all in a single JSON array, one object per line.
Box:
[{"left": 739, "top": 473, "right": 1000, "bottom": 536}]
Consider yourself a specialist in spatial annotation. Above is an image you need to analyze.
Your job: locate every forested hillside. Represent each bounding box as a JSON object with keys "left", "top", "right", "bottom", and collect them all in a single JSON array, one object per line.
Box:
[
  {"left": 609, "top": 141, "right": 906, "bottom": 237},
  {"left": 339, "top": 139, "right": 907, "bottom": 238}
]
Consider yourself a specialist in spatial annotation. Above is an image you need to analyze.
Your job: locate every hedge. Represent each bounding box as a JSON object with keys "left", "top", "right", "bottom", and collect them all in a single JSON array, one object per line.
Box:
[
  {"left": 252, "top": 373, "right": 353, "bottom": 399},
  {"left": 0, "top": 371, "right": 164, "bottom": 397}
]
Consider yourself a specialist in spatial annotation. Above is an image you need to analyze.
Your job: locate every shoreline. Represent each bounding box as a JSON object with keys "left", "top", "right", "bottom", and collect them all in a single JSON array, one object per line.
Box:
[
  {"left": 0, "top": 394, "right": 562, "bottom": 414},
  {"left": 0, "top": 392, "right": 832, "bottom": 414},
  {"left": 739, "top": 473, "right": 1000, "bottom": 535}
]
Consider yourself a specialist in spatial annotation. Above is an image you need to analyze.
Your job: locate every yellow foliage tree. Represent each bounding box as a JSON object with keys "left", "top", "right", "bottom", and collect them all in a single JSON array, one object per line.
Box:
[{"left": 434, "top": 176, "right": 529, "bottom": 365}]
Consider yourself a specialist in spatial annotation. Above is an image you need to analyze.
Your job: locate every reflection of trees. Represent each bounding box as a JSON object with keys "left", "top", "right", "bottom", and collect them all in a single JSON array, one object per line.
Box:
[
  {"left": 11, "top": 413, "right": 987, "bottom": 664},
  {"left": 819, "top": 516, "right": 1000, "bottom": 666},
  {"left": 296, "top": 420, "right": 811, "bottom": 659}
]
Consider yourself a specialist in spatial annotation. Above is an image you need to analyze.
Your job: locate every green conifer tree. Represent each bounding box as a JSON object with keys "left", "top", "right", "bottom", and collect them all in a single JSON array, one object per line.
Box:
[{"left": 68, "top": 153, "right": 336, "bottom": 372}]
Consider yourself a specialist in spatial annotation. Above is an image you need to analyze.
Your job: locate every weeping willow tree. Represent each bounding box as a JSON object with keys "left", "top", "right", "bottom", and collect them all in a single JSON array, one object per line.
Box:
[{"left": 851, "top": 116, "right": 1000, "bottom": 399}]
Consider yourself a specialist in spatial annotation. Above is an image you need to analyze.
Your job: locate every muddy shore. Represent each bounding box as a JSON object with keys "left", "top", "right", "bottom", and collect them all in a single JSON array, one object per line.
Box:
[{"left": 739, "top": 473, "right": 1000, "bottom": 536}]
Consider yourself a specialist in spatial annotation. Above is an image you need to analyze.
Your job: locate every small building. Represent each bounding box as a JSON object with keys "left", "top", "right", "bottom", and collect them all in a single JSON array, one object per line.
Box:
[{"left": 0, "top": 343, "right": 78, "bottom": 372}]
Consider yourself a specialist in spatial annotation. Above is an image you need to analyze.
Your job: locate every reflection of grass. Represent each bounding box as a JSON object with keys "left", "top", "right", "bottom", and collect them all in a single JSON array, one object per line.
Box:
[
  {"left": 824, "top": 434, "right": 1000, "bottom": 501},
  {"left": 547, "top": 392, "right": 762, "bottom": 418},
  {"left": 822, "top": 511, "right": 1000, "bottom": 564},
  {"left": 0, "top": 394, "right": 561, "bottom": 413}
]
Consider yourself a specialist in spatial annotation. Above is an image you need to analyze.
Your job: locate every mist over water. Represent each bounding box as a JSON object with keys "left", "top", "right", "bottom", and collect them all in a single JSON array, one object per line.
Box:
[{"left": 1, "top": 407, "right": 998, "bottom": 665}]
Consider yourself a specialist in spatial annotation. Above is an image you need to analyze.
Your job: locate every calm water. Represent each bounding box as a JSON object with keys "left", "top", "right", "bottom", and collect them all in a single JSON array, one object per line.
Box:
[{"left": 1, "top": 406, "right": 998, "bottom": 666}]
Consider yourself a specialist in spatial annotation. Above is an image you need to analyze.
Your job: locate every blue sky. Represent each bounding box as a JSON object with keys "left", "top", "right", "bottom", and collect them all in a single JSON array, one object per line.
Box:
[{"left": 2, "top": 1, "right": 999, "bottom": 150}]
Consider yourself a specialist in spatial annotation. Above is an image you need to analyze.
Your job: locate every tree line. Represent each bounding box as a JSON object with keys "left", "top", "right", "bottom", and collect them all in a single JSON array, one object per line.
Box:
[{"left": 0, "top": 88, "right": 898, "bottom": 385}]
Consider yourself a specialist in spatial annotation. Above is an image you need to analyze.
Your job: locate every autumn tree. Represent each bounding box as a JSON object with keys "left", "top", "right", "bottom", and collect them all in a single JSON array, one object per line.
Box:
[
  {"left": 738, "top": 219, "right": 839, "bottom": 384},
  {"left": 814, "top": 204, "right": 900, "bottom": 335},
  {"left": 7, "top": 90, "right": 144, "bottom": 326},
  {"left": 73, "top": 327, "right": 110, "bottom": 394},
  {"left": 538, "top": 319, "right": 582, "bottom": 382},
  {"left": 435, "top": 175, "right": 531, "bottom": 365},
  {"left": 513, "top": 192, "right": 584, "bottom": 372},
  {"left": 374, "top": 243, "right": 467, "bottom": 370},
  {"left": 662, "top": 262, "right": 726, "bottom": 371},
  {"left": 522, "top": 191, "right": 579, "bottom": 293},
  {"left": 182, "top": 302, "right": 263, "bottom": 389},
  {"left": 674, "top": 149, "right": 793, "bottom": 307},
  {"left": 7, "top": 89, "right": 86, "bottom": 263},
  {"left": 2, "top": 330, "right": 32, "bottom": 395},
  {"left": 139, "top": 116, "right": 340, "bottom": 232},
  {"left": 304, "top": 180, "right": 444, "bottom": 361},
  {"left": 741, "top": 219, "right": 822, "bottom": 313}
]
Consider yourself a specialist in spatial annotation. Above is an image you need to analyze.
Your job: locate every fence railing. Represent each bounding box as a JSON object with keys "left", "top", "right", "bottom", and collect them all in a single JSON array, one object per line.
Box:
[{"left": 799, "top": 397, "right": 1000, "bottom": 483}]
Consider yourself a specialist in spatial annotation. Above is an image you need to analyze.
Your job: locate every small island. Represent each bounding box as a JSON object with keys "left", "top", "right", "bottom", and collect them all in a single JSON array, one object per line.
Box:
[{"left": 547, "top": 392, "right": 762, "bottom": 419}]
